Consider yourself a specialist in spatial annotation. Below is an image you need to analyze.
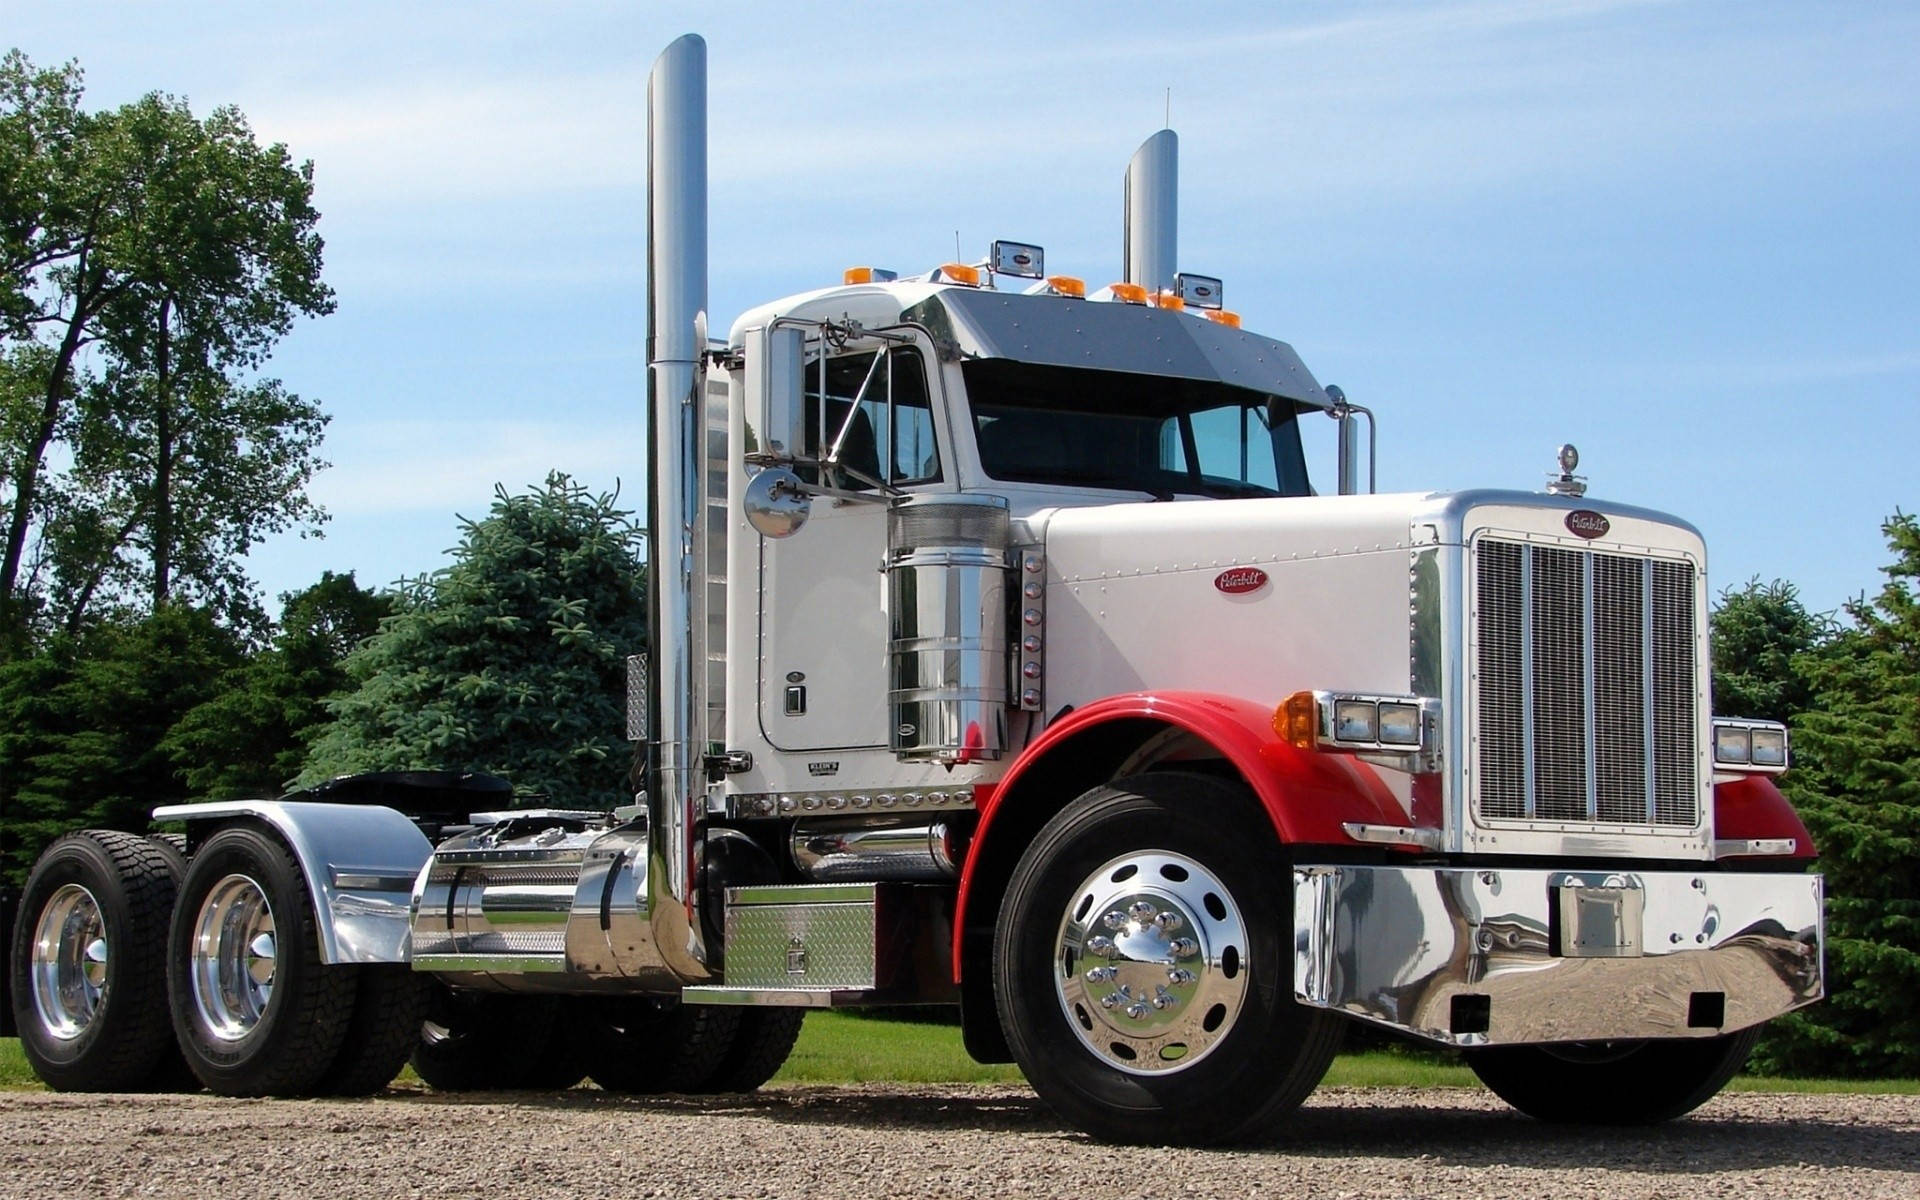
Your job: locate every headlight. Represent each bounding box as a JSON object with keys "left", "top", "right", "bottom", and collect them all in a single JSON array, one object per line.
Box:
[
  {"left": 1277, "top": 690, "right": 1437, "bottom": 764},
  {"left": 1712, "top": 718, "right": 1789, "bottom": 774}
]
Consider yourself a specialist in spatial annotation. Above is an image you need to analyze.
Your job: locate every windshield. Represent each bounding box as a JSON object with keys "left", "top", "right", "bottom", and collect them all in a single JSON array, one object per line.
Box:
[{"left": 965, "top": 359, "right": 1313, "bottom": 499}]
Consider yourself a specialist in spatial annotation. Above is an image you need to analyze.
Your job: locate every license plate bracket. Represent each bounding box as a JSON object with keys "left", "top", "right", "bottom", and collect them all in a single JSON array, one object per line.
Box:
[{"left": 1551, "top": 874, "right": 1646, "bottom": 958}]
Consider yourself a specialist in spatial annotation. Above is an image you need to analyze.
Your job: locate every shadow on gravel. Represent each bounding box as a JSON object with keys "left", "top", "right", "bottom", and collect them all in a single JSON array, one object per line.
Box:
[
  {"left": 384, "top": 1087, "right": 1918, "bottom": 1174},
  {"left": 1258, "top": 1104, "right": 1920, "bottom": 1176}
]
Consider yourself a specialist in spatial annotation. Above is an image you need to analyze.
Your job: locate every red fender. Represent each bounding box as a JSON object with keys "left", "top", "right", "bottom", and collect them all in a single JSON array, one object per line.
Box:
[
  {"left": 1714, "top": 775, "right": 1817, "bottom": 859},
  {"left": 954, "top": 691, "right": 1413, "bottom": 981}
]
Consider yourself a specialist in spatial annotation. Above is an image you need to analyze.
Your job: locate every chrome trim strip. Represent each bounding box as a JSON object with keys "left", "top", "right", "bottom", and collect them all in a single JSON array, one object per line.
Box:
[
  {"left": 1340, "top": 823, "right": 1443, "bottom": 850},
  {"left": 728, "top": 786, "right": 977, "bottom": 819},
  {"left": 681, "top": 986, "right": 883, "bottom": 1008},
  {"left": 1714, "top": 838, "right": 1800, "bottom": 858},
  {"left": 1520, "top": 544, "right": 1536, "bottom": 818},
  {"left": 411, "top": 953, "right": 567, "bottom": 974},
  {"left": 727, "top": 883, "right": 878, "bottom": 906},
  {"left": 1643, "top": 557, "right": 1657, "bottom": 823},
  {"left": 1582, "top": 550, "right": 1597, "bottom": 820},
  {"left": 331, "top": 872, "right": 416, "bottom": 892}
]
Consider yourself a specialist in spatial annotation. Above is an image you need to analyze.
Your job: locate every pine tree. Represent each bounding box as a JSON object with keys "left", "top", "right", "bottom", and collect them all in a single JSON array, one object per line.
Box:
[
  {"left": 1755, "top": 514, "right": 1920, "bottom": 1076},
  {"left": 299, "top": 475, "right": 646, "bottom": 810}
]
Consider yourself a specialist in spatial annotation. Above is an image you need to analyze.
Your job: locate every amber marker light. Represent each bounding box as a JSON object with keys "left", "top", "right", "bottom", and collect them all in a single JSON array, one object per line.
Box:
[
  {"left": 939, "top": 263, "right": 981, "bottom": 286},
  {"left": 844, "top": 267, "right": 874, "bottom": 284},
  {"left": 1154, "top": 290, "right": 1186, "bottom": 311},
  {"left": 1276, "top": 691, "right": 1320, "bottom": 750},
  {"left": 1047, "top": 275, "right": 1086, "bottom": 298},
  {"left": 1110, "top": 282, "right": 1149, "bottom": 304},
  {"left": 1205, "top": 310, "right": 1242, "bottom": 328}
]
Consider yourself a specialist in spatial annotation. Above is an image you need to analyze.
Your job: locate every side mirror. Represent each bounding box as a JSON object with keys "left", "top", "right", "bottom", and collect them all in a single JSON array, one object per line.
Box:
[
  {"left": 1326, "top": 384, "right": 1376, "bottom": 496},
  {"left": 743, "top": 324, "right": 806, "bottom": 462},
  {"left": 743, "top": 465, "right": 811, "bottom": 538}
]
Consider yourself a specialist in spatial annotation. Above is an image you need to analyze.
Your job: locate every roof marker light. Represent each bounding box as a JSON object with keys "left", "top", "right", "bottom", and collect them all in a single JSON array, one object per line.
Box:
[
  {"left": 989, "top": 240, "right": 1045, "bottom": 279},
  {"left": 844, "top": 266, "right": 898, "bottom": 285},
  {"left": 1153, "top": 290, "right": 1186, "bottom": 311},
  {"left": 1047, "top": 275, "right": 1086, "bottom": 298},
  {"left": 1110, "top": 282, "right": 1149, "bottom": 304},
  {"left": 938, "top": 262, "right": 982, "bottom": 287},
  {"left": 1205, "top": 309, "right": 1242, "bottom": 328},
  {"left": 1176, "top": 272, "right": 1224, "bottom": 310}
]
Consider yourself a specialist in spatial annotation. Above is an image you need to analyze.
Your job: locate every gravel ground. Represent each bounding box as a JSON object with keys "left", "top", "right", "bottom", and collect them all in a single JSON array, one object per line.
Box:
[{"left": 2, "top": 1084, "right": 1915, "bottom": 1199}]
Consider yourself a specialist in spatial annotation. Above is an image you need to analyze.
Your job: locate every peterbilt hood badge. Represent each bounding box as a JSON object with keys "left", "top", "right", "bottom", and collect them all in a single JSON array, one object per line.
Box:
[
  {"left": 1214, "top": 567, "right": 1269, "bottom": 595},
  {"left": 1566, "top": 510, "right": 1610, "bottom": 539}
]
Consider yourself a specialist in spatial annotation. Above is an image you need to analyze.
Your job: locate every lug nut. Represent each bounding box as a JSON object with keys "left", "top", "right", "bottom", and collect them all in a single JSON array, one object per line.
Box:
[
  {"left": 1102, "top": 910, "right": 1128, "bottom": 931},
  {"left": 1100, "top": 992, "right": 1122, "bottom": 1010},
  {"left": 1086, "top": 935, "right": 1115, "bottom": 957},
  {"left": 1128, "top": 900, "right": 1157, "bottom": 922},
  {"left": 1153, "top": 987, "right": 1179, "bottom": 1010},
  {"left": 1153, "top": 910, "right": 1184, "bottom": 932},
  {"left": 1125, "top": 1001, "right": 1152, "bottom": 1020},
  {"left": 1167, "top": 937, "right": 1198, "bottom": 958},
  {"left": 1167, "top": 968, "right": 1195, "bottom": 986},
  {"left": 1085, "top": 966, "right": 1116, "bottom": 983}
]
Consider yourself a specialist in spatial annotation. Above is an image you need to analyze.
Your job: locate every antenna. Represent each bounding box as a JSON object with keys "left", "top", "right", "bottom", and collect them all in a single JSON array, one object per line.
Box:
[{"left": 955, "top": 230, "right": 961, "bottom": 260}]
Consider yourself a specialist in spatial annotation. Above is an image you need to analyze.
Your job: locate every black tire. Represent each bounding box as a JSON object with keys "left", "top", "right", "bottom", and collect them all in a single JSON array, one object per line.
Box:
[
  {"left": 693, "top": 1007, "right": 806, "bottom": 1093},
  {"left": 8, "top": 831, "right": 181, "bottom": 1091},
  {"left": 315, "top": 965, "right": 430, "bottom": 1096},
  {"left": 993, "top": 773, "right": 1344, "bottom": 1145},
  {"left": 411, "top": 985, "right": 563, "bottom": 1091},
  {"left": 167, "top": 825, "right": 357, "bottom": 1096},
  {"left": 585, "top": 997, "right": 743, "bottom": 1093},
  {"left": 520, "top": 998, "right": 592, "bottom": 1090},
  {"left": 1468, "top": 1027, "right": 1761, "bottom": 1123},
  {"left": 135, "top": 835, "right": 201, "bottom": 1094}
]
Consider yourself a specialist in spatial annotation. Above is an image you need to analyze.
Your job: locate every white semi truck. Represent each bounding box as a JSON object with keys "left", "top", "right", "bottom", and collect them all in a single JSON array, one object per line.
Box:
[{"left": 7, "top": 34, "right": 1823, "bottom": 1144}]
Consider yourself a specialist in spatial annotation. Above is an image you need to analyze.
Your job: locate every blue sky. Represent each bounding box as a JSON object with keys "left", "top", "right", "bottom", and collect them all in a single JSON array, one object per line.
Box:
[{"left": 9, "top": 1, "right": 1917, "bottom": 619}]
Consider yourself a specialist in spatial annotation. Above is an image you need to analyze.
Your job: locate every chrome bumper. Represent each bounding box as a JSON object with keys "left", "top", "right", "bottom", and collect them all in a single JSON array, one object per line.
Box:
[{"left": 1293, "top": 865, "right": 1823, "bottom": 1046}]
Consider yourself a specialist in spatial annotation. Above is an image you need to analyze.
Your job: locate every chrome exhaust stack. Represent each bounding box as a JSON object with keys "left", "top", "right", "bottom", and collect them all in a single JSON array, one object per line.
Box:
[
  {"left": 644, "top": 32, "right": 712, "bottom": 983},
  {"left": 1123, "top": 128, "right": 1178, "bottom": 294}
]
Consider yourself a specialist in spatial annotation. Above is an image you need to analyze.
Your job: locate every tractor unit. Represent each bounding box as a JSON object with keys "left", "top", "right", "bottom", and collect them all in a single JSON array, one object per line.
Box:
[{"left": 7, "top": 34, "right": 1821, "bottom": 1144}]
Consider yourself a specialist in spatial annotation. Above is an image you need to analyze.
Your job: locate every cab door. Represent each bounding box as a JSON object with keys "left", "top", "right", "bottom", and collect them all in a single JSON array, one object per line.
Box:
[{"left": 756, "top": 338, "right": 944, "bottom": 751}]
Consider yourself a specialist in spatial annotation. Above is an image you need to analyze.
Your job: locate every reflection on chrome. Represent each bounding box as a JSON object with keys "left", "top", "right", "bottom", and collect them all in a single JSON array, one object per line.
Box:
[{"left": 1294, "top": 866, "right": 1823, "bottom": 1046}]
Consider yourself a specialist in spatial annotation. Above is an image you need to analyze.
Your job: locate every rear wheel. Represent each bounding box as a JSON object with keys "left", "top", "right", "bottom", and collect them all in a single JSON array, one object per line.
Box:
[
  {"left": 9, "top": 832, "right": 181, "bottom": 1091},
  {"left": 993, "top": 773, "right": 1343, "bottom": 1145},
  {"left": 410, "top": 986, "right": 585, "bottom": 1091},
  {"left": 1468, "top": 1028, "right": 1761, "bottom": 1123},
  {"left": 167, "top": 826, "right": 356, "bottom": 1096},
  {"left": 694, "top": 1008, "right": 806, "bottom": 1093},
  {"left": 585, "top": 998, "right": 742, "bottom": 1093},
  {"left": 315, "top": 965, "right": 430, "bottom": 1096}
]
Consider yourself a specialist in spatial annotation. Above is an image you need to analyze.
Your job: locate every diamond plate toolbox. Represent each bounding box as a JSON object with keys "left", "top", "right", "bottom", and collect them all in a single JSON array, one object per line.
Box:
[{"left": 724, "top": 883, "right": 886, "bottom": 989}]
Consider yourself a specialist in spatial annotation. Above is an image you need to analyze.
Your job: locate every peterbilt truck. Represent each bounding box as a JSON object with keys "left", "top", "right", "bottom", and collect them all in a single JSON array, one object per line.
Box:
[{"left": 7, "top": 34, "right": 1822, "bottom": 1144}]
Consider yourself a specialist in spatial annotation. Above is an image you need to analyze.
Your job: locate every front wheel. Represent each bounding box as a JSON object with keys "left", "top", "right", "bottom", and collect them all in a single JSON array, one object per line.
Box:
[
  {"left": 993, "top": 773, "right": 1343, "bottom": 1145},
  {"left": 1468, "top": 1028, "right": 1761, "bottom": 1123}
]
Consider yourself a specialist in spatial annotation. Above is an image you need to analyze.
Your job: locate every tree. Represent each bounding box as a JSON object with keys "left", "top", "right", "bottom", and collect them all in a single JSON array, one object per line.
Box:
[
  {"left": 1751, "top": 514, "right": 1920, "bottom": 1077},
  {"left": 162, "top": 571, "right": 393, "bottom": 800},
  {"left": 0, "top": 604, "right": 241, "bottom": 885},
  {"left": 1711, "top": 579, "right": 1830, "bottom": 724},
  {"left": 300, "top": 476, "right": 647, "bottom": 810},
  {"left": 0, "top": 51, "right": 333, "bottom": 646}
]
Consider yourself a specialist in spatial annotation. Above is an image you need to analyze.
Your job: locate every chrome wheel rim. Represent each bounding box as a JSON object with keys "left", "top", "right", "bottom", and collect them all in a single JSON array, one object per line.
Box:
[
  {"left": 190, "top": 874, "right": 277, "bottom": 1042},
  {"left": 1054, "top": 850, "right": 1249, "bottom": 1075},
  {"left": 30, "top": 884, "right": 109, "bottom": 1041}
]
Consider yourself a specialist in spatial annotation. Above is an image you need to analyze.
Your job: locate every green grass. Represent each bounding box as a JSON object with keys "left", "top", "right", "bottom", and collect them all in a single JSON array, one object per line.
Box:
[{"left": 5, "top": 1018, "right": 1917, "bottom": 1095}]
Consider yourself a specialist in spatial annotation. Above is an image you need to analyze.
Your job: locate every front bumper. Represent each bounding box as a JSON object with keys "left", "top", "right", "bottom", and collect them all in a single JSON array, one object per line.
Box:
[{"left": 1293, "top": 865, "right": 1823, "bottom": 1046}]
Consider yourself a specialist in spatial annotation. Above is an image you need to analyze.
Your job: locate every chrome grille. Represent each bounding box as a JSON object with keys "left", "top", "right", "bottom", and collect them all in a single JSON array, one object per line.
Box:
[{"left": 1474, "top": 537, "right": 1699, "bottom": 827}]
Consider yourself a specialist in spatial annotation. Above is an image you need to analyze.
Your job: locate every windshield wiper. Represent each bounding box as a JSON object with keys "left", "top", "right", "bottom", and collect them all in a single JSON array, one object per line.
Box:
[{"left": 1043, "top": 470, "right": 1174, "bottom": 501}]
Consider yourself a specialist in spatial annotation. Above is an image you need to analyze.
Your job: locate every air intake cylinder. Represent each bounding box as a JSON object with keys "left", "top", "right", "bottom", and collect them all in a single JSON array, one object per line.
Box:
[{"left": 887, "top": 495, "right": 1011, "bottom": 762}]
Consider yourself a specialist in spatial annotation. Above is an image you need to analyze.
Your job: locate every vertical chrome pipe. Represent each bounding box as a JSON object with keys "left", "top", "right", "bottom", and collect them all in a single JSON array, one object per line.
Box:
[
  {"left": 645, "top": 32, "right": 711, "bottom": 982},
  {"left": 1123, "top": 129, "right": 1178, "bottom": 294}
]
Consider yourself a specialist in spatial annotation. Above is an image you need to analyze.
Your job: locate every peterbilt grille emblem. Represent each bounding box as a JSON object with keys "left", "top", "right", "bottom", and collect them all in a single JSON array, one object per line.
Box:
[
  {"left": 1214, "top": 567, "right": 1269, "bottom": 595},
  {"left": 1565, "top": 510, "right": 1610, "bottom": 540}
]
